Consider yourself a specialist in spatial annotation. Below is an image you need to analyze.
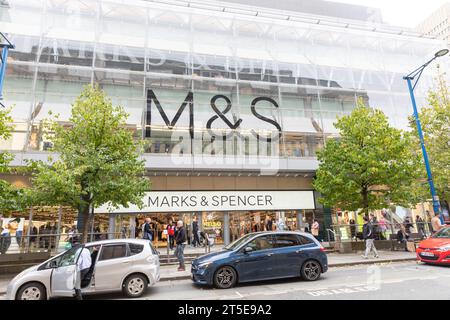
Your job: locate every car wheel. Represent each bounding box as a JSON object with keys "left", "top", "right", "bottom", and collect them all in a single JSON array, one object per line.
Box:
[
  {"left": 16, "top": 282, "right": 46, "bottom": 300},
  {"left": 213, "top": 266, "right": 237, "bottom": 289},
  {"left": 122, "top": 274, "right": 148, "bottom": 298},
  {"left": 301, "top": 260, "right": 321, "bottom": 281}
]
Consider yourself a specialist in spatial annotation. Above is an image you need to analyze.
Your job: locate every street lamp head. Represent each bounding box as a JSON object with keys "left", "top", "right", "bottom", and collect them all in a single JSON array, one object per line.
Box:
[{"left": 435, "top": 49, "right": 449, "bottom": 58}]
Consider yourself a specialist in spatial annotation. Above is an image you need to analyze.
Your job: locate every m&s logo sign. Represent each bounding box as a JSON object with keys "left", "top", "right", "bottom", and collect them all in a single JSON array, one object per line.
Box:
[{"left": 144, "top": 89, "right": 282, "bottom": 143}]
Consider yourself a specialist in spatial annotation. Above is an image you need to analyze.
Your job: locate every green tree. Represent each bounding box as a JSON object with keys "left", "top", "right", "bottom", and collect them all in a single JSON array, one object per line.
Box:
[
  {"left": 30, "top": 85, "right": 151, "bottom": 243},
  {"left": 410, "top": 72, "right": 450, "bottom": 201},
  {"left": 0, "top": 107, "right": 13, "bottom": 172},
  {"left": 313, "top": 102, "right": 422, "bottom": 216},
  {"left": 0, "top": 107, "right": 25, "bottom": 215}
]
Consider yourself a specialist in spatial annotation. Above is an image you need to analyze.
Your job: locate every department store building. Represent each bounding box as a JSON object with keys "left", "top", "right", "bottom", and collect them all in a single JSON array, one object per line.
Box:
[{"left": 0, "top": 0, "right": 448, "bottom": 246}]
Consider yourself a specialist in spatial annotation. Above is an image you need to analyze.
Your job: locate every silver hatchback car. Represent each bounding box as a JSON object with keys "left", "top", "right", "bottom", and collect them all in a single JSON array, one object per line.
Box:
[{"left": 6, "top": 239, "right": 160, "bottom": 300}]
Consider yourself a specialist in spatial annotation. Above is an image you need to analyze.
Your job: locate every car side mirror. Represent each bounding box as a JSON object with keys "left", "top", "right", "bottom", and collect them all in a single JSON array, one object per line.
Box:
[
  {"left": 243, "top": 246, "right": 253, "bottom": 254},
  {"left": 49, "top": 260, "right": 58, "bottom": 268}
]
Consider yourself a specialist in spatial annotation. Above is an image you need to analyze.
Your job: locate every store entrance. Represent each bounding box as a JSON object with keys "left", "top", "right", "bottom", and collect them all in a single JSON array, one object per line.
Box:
[
  {"left": 114, "top": 213, "right": 195, "bottom": 248},
  {"left": 229, "top": 210, "right": 300, "bottom": 242},
  {"left": 113, "top": 210, "right": 305, "bottom": 246}
]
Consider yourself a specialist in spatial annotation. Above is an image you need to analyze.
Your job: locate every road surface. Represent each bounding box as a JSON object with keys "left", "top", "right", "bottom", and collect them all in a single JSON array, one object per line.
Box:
[{"left": 79, "top": 261, "right": 450, "bottom": 300}]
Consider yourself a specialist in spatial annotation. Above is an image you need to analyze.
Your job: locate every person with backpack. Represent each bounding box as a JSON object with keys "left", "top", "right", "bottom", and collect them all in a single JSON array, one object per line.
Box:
[
  {"left": 167, "top": 219, "right": 176, "bottom": 250},
  {"left": 362, "top": 215, "right": 379, "bottom": 259}
]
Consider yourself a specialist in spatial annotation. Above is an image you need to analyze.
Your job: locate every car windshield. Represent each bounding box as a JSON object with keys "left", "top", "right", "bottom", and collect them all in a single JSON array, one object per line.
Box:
[
  {"left": 41, "top": 244, "right": 82, "bottom": 269},
  {"left": 224, "top": 234, "right": 255, "bottom": 251},
  {"left": 432, "top": 227, "right": 450, "bottom": 238}
]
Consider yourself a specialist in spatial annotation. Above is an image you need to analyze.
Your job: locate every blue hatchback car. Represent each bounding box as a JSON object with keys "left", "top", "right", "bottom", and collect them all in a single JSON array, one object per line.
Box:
[{"left": 191, "top": 231, "right": 328, "bottom": 289}]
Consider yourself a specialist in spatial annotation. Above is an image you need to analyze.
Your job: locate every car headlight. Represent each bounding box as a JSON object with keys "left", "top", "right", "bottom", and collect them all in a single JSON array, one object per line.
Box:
[
  {"left": 439, "top": 245, "right": 450, "bottom": 251},
  {"left": 198, "top": 261, "right": 213, "bottom": 269}
]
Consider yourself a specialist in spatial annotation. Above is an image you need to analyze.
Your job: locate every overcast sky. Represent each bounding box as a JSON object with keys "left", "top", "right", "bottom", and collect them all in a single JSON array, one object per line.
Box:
[{"left": 332, "top": 0, "right": 448, "bottom": 28}]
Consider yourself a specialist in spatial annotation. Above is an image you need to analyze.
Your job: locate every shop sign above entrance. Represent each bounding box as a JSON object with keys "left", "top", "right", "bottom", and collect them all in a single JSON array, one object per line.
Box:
[{"left": 95, "top": 190, "right": 315, "bottom": 213}]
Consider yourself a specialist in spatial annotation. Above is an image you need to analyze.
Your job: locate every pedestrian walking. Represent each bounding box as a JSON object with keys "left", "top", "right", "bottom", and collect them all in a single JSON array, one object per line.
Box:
[
  {"left": 174, "top": 220, "right": 187, "bottom": 271},
  {"left": 167, "top": 219, "right": 175, "bottom": 250},
  {"left": 191, "top": 216, "right": 200, "bottom": 247},
  {"left": 311, "top": 219, "right": 320, "bottom": 241},
  {"left": 371, "top": 214, "right": 380, "bottom": 240},
  {"left": 378, "top": 215, "right": 387, "bottom": 240},
  {"left": 142, "top": 217, "right": 154, "bottom": 241},
  {"left": 304, "top": 221, "right": 310, "bottom": 233},
  {"left": 426, "top": 211, "right": 433, "bottom": 236},
  {"left": 266, "top": 217, "right": 273, "bottom": 231},
  {"left": 276, "top": 218, "right": 287, "bottom": 231},
  {"left": 349, "top": 218, "right": 356, "bottom": 240},
  {"left": 362, "top": 215, "right": 379, "bottom": 259},
  {"left": 416, "top": 215, "right": 426, "bottom": 239},
  {"left": 431, "top": 212, "right": 444, "bottom": 233}
]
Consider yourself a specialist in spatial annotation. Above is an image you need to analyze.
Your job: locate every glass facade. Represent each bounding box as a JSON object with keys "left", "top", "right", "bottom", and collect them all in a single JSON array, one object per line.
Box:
[{"left": 1, "top": 0, "right": 447, "bottom": 161}]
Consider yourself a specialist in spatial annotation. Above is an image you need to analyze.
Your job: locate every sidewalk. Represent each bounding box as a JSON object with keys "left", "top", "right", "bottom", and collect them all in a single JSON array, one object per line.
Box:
[
  {"left": 157, "top": 245, "right": 222, "bottom": 255},
  {"left": 0, "top": 251, "right": 416, "bottom": 295}
]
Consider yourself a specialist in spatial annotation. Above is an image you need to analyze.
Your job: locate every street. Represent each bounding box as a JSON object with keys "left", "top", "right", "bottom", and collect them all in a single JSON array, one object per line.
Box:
[{"left": 73, "top": 261, "right": 450, "bottom": 300}]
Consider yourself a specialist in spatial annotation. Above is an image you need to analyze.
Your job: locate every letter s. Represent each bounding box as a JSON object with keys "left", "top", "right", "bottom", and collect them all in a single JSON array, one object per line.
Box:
[{"left": 250, "top": 97, "right": 282, "bottom": 142}]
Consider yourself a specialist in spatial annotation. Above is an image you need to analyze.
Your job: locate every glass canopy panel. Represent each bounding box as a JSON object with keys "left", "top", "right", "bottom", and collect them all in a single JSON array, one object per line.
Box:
[
  {"left": 0, "top": 0, "right": 43, "bottom": 38},
  {"left": 45, "top": 0, "right": 97, "bottom": 42},
  {"left": 279, "top": 85, "right": 318, "bottom": 133},
  {"left": 99, "top": 1, "right": 147, "bottom": 48},
  {"left": 38, "top": 38, "right": 94, "bottom": 67},
  {"left": 6, "top": 34, "right": 40, "bottom": 63},
  {"left": 146, "top": 49, "right": 191, "bottom": 76},
  {"left": 2, "top": 63, "right": 35, "bottom": 121},
  {"left": 95, "top": 44, "right": 145, "bottom": 72},
  {"left": 34, "top": 65, "right": 92, "bottom": 122}
]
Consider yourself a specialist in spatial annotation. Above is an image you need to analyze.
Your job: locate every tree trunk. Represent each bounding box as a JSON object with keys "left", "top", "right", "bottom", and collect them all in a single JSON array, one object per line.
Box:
[
  {"left": 361, "top": 187, "right": 369, "bottom": 218},
  {"left": 80, "top": 203, "right": 90, "bottom": 244}
]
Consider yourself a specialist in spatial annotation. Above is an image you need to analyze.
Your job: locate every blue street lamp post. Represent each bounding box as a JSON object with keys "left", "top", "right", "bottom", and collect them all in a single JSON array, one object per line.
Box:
[
  {"left": 0, "top": 32, "right": 15, "bottom": 108},
  {"left": 403, "top": 48, "right": 449, "bottom": 224}
]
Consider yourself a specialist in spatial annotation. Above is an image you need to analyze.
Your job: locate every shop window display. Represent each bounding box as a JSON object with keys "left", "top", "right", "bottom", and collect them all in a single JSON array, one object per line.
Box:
[
  {"left": 120, "top": 213, "right": 195, "bottom": 249},
  {"left": 229, "top": 211, "right": 300, "bottom": 242},
  {"left": 0, "top": 207, "right": 110, "bottom": 254},
  {"left": 201, "top": 212, "right": 224, "bottom": 245}
]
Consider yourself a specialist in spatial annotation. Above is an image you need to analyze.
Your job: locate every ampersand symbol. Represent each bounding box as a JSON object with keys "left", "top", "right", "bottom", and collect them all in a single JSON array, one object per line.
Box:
[
  {"left": 206, "top": 95, "right": 242, "bottom": 139},
  {"left": 200, "top": 196, "right": 209, "bottom": 206}
]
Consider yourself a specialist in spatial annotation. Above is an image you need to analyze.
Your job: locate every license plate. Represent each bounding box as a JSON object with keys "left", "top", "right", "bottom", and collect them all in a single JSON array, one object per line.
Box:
[{"left": 420, "top": 252, "right": 435, "bottom": 257}]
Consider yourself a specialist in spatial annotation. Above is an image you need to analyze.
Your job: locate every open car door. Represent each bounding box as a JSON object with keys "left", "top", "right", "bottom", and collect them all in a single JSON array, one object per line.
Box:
[{"left": 50, "top": 245, "right": 83, "bottom": 297}]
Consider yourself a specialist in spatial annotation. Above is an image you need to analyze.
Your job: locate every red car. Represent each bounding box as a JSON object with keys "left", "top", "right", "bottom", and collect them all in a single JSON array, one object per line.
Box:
[{"left": 416, "top": 227, "right": 450, "bottom": 264}]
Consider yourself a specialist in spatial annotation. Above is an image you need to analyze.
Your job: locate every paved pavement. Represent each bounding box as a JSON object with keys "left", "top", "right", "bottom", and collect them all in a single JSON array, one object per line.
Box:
[
  {"left": 84, "top": 261, "right": 450, "bottom": 300},
  {"left": 0, "top": 250, "right": 415, "bottom": 295},
  {"left": 159, "top": 245, "right": 221, "bottom": 256}
]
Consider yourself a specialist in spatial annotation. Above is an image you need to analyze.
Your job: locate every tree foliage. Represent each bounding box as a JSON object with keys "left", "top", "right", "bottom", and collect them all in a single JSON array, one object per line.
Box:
[
  {"left": 0, "top": 107, "right": 13, "bottom": 173},
  {"left": 29, "top": 85, "right": 151, "bottom": 242},
  {"left": 410, "top": 72, "right": 450, "bottom": 201},
  {"left": 0, "top": 107, "right": 26, "bottom": 215},
  {"left": 313, "top": 102, "right": 423, "bottom": 216}
]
